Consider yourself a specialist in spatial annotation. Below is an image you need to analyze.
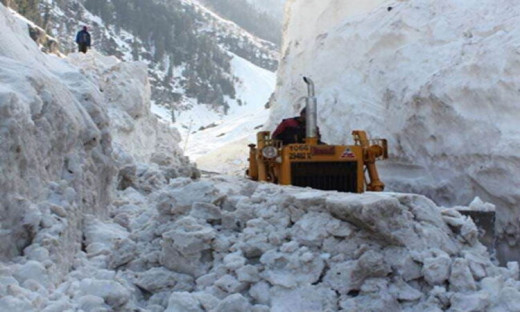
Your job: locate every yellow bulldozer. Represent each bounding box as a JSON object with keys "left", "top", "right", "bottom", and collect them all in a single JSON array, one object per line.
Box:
[
  {"left": 246, "top": 77, "right": 388, "bottom": 193},
  {"left": 246, "top": 78, "right": 496, "bottom": 254}
]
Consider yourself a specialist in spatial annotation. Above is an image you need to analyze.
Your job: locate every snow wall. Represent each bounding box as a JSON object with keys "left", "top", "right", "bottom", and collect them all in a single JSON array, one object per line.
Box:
[
  {"left": 0, "top": 4, "right": 195, "bottom": 281},
  {"left": 269, "top": 0, "right": 520, "bottom": 263}
]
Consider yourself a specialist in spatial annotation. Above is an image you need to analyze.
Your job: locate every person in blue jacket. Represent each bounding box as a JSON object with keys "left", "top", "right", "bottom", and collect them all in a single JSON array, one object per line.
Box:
[{"left": 75, "top": 26, "right": 91, "bottom": 53}]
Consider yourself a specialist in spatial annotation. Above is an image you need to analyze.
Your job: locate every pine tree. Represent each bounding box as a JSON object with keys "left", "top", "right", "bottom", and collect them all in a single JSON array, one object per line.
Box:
[
  {"left": 0, "top": 0, "right": 13, "bottom": 8},
  {"left": 42, "top": 3, "right": 50, "bottom": 32},
  {"left": 164, "top": 56, "right": 174, "bottom": 87},
  {"left": 7, "top": 0, "right": 42, "bottom": 26},
  {"left": 81, "top": 0, "right": 237, "bottom": 108},
  {"left": 131, "top": 39, "right": 140, "bottom": 61}
]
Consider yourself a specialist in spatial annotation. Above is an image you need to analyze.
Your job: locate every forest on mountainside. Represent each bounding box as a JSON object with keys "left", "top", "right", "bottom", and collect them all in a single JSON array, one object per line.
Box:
[
  {"left": 1, "top": 0, "right": 41, "bottom": 24},
  {"left": 2, "top": 0, "right": 278, "bottom": 112},
  {"left": 199, "top": 0, "right": 282, "bottom": 46},
  {"left": 84, "top": 0, "right": 236, "bottom": 106}
]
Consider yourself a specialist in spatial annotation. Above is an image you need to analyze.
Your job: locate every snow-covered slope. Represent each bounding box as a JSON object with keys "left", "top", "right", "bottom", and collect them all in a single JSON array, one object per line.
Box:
[
  {"left": 41, "top": 0, "right": 278, "bottom": 110},
  {"left": 269, "top": 0, "right": 520, "bottom": 262},
  {"left": 245, "top": 0, "right": 286, "bottom": 20},
  {"left": 153, "top": 53, "right": 275, "bottom": 175}
]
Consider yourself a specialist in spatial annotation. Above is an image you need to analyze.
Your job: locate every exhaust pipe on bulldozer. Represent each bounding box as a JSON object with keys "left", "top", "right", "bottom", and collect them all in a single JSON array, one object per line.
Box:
[{"left": 303, "top": 77, "right": 318, "bottom": 143}]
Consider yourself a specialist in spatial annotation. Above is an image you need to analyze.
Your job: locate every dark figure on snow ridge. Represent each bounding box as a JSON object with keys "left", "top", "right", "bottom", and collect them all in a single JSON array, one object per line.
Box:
[
  {"left": 76, "top": 26, "right": 91, "bottom": 54},
  {"left": 272, "top": 107, "right": 322, "bottom": 145}
]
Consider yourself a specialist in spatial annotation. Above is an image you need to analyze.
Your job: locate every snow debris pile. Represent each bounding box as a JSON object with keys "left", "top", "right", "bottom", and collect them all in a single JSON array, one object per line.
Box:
[
  {"left": 269, "top": 0, "right": 520, "bottom": 262},
  {"left": 66, "top": 51, "right": 198, "bottom": 189},
  {"left": 4, "top": 174, "right": 520, "bottom": 311},
  {"left": 0, "top": 0, "right": 195, "bottom": 298}
]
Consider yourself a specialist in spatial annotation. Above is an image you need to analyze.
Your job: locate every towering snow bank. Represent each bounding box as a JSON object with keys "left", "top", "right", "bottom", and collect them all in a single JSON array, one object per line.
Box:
[
  {"left": 0, "top": 2, "right": 196, "bottom": 285},
  {"left": 270, "top": 0, "right": 520, "bottom": 262},
  {"left": 0, "top": 4, "right": 114, "bottom": 273}
]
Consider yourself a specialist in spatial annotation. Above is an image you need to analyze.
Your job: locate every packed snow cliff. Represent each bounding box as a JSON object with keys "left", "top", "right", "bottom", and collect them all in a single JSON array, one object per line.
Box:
[
  {"left": 269, "top": 0, "right": 520, "bottom": 263},
  {"left": 0, "top": 2, "right": 195, "bottom": 282}
]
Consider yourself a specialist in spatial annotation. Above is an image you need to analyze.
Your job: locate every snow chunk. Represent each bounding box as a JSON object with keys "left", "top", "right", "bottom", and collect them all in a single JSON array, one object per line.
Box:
[
  {"left": 165, "top": 292, "right": 203, "bottom": 312},
  {"left": 270, "top": 285, "right": 337, "bottom": 312},
  {"left": 214, "top": 274, "right": 246, "bottom": 293},
  {"left": 449, "top": 258, "right": 477, "bottom": 292},
  {"left": 457, "top": 197, "right": 496, "bottom": 212},
  {"left": 0, "top": 296, "right": 34, "bottom": 312},
  {"left": 134, "top": 267, "right": 194, "bottom": 293},
  {"left": 157, "top": 181, "right": 223, "bottom": 216},
  {"left": 260, "top": 244, "right": 325, "bottom": 288},
  {"left": 215, "top": 294, "right": 252, "bottom": 312},
  {"left": 13, "top": 261, "right": 49, "bottom": 288},
  {"left": 102, "top": 61, "right": 150, "bottom": 119},
  {"left": 190, "top": 202, "right": 222, "bottom": 222},
  {"left": 291, "top": 212, "right": 346, "bottom": 246},
  {"left": 78, "top": 278, "right": 130, "bottom": 308},
  {"left": 77, "top": 295, "right": 110, "bottom": 312},
  {"left": 422, "top": 250, "right": 452, "bottom": 286},
  {"left": 160, "top": 216, "right": 216, "bottom": 276}
]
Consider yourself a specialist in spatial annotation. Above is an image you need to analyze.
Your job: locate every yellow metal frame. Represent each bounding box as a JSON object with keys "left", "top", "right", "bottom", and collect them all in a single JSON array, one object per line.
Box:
[
  {"left": 278, "top": 144, "right": 364, "bottom": 193},
  {"left": 247, "top": 130, "right": 387, "bottom": 193}
]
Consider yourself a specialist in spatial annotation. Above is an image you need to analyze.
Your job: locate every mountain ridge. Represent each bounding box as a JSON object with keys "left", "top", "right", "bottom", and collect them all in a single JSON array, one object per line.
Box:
[{"left": 7, "top": 0, "right": 280, "bottom": 117}]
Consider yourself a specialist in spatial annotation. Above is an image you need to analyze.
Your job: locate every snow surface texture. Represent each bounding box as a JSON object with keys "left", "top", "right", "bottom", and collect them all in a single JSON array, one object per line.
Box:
[
  {"left": 3, "top": 172, "right": 520, "bottom": 311},
  {"left": 269, "top": 0, "right": 520, "bottom": 263},
  {"left": 0, "top": 2, "right": 195, "bottom": 285}
]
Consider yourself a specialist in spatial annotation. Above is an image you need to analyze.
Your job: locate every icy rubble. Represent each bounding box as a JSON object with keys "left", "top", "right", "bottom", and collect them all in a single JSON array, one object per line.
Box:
[{"left": 4, "top": 174, "right": 520, "bottom": 311}]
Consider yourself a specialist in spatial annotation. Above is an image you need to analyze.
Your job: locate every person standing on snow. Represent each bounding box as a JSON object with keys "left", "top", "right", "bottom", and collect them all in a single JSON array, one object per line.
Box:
[{"left": 75, "top": 26, "right": 91, "bottom": 53}]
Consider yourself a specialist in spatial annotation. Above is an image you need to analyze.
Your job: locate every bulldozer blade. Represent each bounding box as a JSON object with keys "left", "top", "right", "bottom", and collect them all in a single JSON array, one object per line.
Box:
[{"left": 458, "top": 210, "right": 495, "bottom": 252}]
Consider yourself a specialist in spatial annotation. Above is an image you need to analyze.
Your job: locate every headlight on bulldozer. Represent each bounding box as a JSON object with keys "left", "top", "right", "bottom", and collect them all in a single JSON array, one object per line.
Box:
[{"left": 262, "top": 146, "right": 278, "bottom": 159}]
